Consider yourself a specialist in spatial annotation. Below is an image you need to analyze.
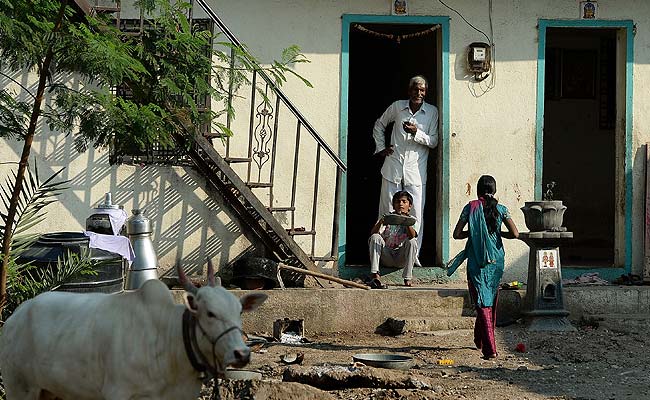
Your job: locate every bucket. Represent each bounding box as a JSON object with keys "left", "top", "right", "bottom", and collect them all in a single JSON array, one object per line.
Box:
[{"left": 16, "top": 232, "right": 125, "bottom": 294}]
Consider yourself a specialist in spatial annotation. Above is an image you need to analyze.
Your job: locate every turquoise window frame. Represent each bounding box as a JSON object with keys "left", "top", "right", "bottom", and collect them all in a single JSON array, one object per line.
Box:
[
  {"left": 536, "top": 19, "right": 634, "bottom": 279},
  {"left": 338, "top": 14, "right": 450, "bottom": 268}
]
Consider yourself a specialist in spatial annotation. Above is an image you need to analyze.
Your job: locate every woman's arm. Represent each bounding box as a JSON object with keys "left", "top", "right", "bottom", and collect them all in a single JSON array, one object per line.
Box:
[
  {"left": 452, "top": 219, "right": 468, "bottom": 239},
  {"left": 501, "top": 217, "right": 519, "bottom": 239}
]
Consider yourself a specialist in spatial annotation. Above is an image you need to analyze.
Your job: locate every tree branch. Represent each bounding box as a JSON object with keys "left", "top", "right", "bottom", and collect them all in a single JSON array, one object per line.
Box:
[{"left": 0, "top": 71, "right": 36, "bottom": 101}]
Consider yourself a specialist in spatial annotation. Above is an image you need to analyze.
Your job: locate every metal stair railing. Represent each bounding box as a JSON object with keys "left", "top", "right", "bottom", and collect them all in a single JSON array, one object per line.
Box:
[
  {"left": 194, "top": 0, "right": 343, "bottom": 169},
  {"left": 192, "top": 0, "right": 347, "bottom": 267},
  {"left": 174, "top": 130, "right": 325, "bottom": 279}
]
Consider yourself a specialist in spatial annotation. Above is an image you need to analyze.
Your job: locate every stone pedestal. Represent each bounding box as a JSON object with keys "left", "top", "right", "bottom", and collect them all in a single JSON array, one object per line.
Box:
[{"left": 519, "top": 231, "right": 576, "bottom": 332}]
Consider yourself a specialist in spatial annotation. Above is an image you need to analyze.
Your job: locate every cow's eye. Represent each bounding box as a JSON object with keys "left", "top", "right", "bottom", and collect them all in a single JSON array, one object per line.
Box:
[{"left": 207, "top": 311, "right": 216, "bottom": 318}]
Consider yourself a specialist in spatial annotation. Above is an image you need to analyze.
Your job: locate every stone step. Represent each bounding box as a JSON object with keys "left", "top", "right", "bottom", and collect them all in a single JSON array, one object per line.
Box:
[
  {"left": 166, "top": 284, "right": 650, "bottom": 334},
  {"left": 171, "top": 287, "right": 478, "bottom": 334},
  {"left": 583, "top": 313, "right": 650, "bottom": 333},
  {"left": 401, "top": 316, "right": 476, "bottom": 332},
  {"left": 373, "top": 316, "right": 476, "bottom": 335},
  {"left": 339, "top": 265, "right": 451, "bottom": 285}
]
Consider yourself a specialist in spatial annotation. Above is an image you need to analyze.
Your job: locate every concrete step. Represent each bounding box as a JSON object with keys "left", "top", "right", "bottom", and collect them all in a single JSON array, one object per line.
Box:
[
  {"left": 168, "top": 283, "right": 650, "bottom": 335},
  {"left": 563, "top": 286, "right": 650, "bottom": 316},
  {"left": 340, "top": 265, "right": 452, "bottom": 285},
  {"left": 171, "top": 287, "right": 490, "bottom": 334},
  {"left": 401, "top": 316, "right": 476, "bottom": 332},
  {"left": 583, "top": 313, "right": 650, "bottom": 333}
]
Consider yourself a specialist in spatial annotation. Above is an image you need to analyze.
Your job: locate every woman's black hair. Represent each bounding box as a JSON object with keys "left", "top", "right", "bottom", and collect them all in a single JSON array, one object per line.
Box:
[{"left": 477, "top": 175, "right": 499, "bottom": 234}]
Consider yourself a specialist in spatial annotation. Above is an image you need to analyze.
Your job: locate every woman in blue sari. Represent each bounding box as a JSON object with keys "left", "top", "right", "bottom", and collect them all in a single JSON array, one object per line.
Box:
[{"left": 450, "top": 175, "right": 519, "bottom": 359}]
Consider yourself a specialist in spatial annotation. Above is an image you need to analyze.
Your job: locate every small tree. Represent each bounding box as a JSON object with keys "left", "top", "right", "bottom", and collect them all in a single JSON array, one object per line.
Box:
[{"left": 0, "top": 0, "right": 309, "bottom": 315}]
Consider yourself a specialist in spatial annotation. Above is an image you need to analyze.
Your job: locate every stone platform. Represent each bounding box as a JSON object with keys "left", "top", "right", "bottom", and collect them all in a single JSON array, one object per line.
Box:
[{"left": 170, "top": 284, "right": 650, "bottom": 335}]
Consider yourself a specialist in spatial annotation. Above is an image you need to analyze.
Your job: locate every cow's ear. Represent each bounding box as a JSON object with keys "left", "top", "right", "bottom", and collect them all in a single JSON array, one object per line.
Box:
[
  {"left": 183, "top": 292, "right": 199, "bottom": 314},
  {"left": 240, "top": 293, "right": 268, "bottom": 313}
]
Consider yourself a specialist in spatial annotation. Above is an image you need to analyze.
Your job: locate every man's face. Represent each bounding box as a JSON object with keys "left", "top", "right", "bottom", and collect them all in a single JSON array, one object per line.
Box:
[
  {"left": 393, "top": 196, "right": 412, "bottom": 214},
  {"left": 408, "top": 82, "right": 427, "bottom": 105}
]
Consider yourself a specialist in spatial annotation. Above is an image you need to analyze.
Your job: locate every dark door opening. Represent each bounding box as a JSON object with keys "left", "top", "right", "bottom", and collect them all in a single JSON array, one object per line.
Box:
[
  {"left": 346, "top": 23, "right": 439, "bottom": 267},
  {"left": 543, "top": 28, "right": 618, "bottom": 267}
]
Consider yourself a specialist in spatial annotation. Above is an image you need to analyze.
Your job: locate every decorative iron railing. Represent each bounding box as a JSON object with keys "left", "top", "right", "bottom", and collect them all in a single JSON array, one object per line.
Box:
[{"left": 192, "top": 0, "right": 346, "bottom": 264}]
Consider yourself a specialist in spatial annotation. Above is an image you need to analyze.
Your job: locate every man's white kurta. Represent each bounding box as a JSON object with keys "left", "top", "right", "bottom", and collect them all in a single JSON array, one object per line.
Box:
[
  {"left": 373, "top": 100, "right": 439, "bottom": 186},
  {"left": 373, "top": 100, "right": 439, "bottom": 253}
]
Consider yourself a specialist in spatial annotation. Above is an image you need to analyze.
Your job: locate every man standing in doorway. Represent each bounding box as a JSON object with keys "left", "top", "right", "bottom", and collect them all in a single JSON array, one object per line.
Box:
[{"left": 373, "top": 75, "right": 439, "bottom": 255}]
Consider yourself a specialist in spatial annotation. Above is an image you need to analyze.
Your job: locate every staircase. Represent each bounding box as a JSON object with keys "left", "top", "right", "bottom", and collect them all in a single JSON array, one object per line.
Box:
[
  {"left": 174, "top": 131, "right": 338, "bottom": 276},
  {"left": 90, "top": 0, "right": 347, "bottom": 277},
  {"left": 190, "top": 0, "right": 346, "bottom": 275}
]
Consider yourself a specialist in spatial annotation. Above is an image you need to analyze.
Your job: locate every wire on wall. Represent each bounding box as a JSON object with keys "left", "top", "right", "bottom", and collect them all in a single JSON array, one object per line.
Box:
[
  {"left": 438, "top": 0, "right": 497, "bottom": 96},
  {"left": 438, "top": 0, "right": 490, "bottom": 43}
]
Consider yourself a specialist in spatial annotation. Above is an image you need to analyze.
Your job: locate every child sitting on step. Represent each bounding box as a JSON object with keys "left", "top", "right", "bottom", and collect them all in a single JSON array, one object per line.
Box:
[{"left": 368, "top": 190, "right": 418, "bottom": 287}]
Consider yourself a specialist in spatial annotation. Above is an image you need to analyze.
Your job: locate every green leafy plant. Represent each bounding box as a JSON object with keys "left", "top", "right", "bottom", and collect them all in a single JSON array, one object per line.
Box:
[
  {"left": 3, "top": 249, "right": 97, "bottom": 322},
  {"left": 0, "top": 163, "right": 97, "bottom": 322},
  {"left": 1, "top": 163, "right": 68, "bottom": 255}
]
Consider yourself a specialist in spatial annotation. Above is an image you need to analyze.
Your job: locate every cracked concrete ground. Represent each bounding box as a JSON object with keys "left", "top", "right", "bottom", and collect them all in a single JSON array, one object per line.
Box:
[{"left": 202, "top": 322, "right": 650, "bottom": 400}]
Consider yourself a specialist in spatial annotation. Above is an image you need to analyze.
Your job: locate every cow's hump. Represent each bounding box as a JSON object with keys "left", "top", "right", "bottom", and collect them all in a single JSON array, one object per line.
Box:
[{"left": 136, "top": 278, "right": 176, "bottom": 306}]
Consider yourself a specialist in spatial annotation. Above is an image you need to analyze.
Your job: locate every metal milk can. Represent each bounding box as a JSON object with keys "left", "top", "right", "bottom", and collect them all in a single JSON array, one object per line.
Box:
[{"left": 125, "top": 209, "right": 159, "bottom": 290}]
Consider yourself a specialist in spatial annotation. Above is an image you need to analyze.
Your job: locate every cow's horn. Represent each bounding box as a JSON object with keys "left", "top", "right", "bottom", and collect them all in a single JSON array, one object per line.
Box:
[
  {"left": 207, "top": 257, "right": 219, "bottom": 287},
  {"left": 176, "top": 263, "right": 198, "bottom": 294}
]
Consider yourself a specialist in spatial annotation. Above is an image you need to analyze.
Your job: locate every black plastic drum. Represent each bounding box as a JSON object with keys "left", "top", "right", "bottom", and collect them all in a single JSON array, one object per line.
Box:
[{"left": 16, "top": 232, "right": 124, "bottom": 294}]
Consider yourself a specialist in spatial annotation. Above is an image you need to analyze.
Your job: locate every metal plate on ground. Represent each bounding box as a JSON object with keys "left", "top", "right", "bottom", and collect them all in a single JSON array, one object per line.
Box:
[
  {"left": 352, "top": 353, "right": 414, "bottom": 370},
  {"left": 223, "top": 369, "right": 262, "bottom": 380}
]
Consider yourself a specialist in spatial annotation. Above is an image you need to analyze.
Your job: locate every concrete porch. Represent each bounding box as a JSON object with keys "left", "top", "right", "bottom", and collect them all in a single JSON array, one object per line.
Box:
[{"left": 171, "top": 284, "right": 650, "bottom": 335}]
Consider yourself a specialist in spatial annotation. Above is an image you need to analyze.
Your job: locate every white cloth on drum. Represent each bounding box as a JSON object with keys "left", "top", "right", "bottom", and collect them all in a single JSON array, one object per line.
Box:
[
  {"left": 91, "top": 208, "right": 129, "bottom": 235},
  {"left": 84, "top": 231, "right": 135, "bottom": 264}
]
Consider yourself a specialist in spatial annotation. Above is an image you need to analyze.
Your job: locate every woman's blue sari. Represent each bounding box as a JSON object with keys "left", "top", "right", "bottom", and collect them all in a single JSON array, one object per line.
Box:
[{"left": 447, "top": 200, "right": 510, "bottom": 307}]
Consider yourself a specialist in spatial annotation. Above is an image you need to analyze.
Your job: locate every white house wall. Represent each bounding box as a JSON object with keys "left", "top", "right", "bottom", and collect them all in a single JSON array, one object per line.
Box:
[
  {"left": 184, "top": 0, "right": 650, "bottom": 280},
  {"left": 3, "top": 1, "right": 650, "bottom": 281}
]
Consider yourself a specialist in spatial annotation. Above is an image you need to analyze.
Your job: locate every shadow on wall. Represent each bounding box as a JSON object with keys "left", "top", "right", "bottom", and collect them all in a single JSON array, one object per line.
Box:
[
  {"left": 0, "top": 66, "right": 257, "bottom": 276},
  {"left": 2, "top": 133, "right": 252, "bottom": 276}
]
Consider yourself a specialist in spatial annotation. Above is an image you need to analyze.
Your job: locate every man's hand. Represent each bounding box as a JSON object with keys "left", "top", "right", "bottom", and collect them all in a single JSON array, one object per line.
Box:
[
  {"left": 378, "top": 146, "right": 394, "bottom": 157},
  {"left": 402, "top": 121, "right": 417, "bottom": 135}
]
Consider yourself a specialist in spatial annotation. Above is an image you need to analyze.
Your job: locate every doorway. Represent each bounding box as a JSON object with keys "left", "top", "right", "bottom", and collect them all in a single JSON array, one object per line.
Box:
[
  {"left": 345, "top": 22, "right": 439, "bottom": 267},
  {"left": 542, "top": 27, "right": 625, "bottom": 268}
]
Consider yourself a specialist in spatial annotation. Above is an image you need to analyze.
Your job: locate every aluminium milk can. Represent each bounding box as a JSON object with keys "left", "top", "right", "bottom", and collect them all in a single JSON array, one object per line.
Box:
[{"left": 125, "top": 209, "right": 159, "bottom": 289}]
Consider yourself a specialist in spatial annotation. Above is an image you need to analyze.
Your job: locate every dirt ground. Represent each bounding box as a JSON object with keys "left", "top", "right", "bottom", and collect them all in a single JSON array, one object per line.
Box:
[{"left": 205, "top": 321, "right": 650, "bottom": 400}]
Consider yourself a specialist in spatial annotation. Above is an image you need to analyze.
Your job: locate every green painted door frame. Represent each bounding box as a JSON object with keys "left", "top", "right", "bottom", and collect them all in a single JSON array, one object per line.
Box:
[
  {"left": 536, "top": 19, "right": 634, "bottom": 280},
  {"left": 339, "top": 14, "right": 451, "bottom": 269}
]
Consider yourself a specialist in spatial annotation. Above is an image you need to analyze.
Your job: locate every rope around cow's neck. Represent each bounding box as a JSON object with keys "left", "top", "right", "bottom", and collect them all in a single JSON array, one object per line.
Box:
[
  {"left": 194, "top": 316, "right": 243, "bottom": 400},
  {"left": 182, "top": 310, "right": 244, "bottom": 399}
]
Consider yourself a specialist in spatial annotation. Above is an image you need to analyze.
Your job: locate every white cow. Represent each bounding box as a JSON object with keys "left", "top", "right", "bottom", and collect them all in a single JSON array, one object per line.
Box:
[{"left": 0, "top": 261, "right": 267, "bottom": 400}]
